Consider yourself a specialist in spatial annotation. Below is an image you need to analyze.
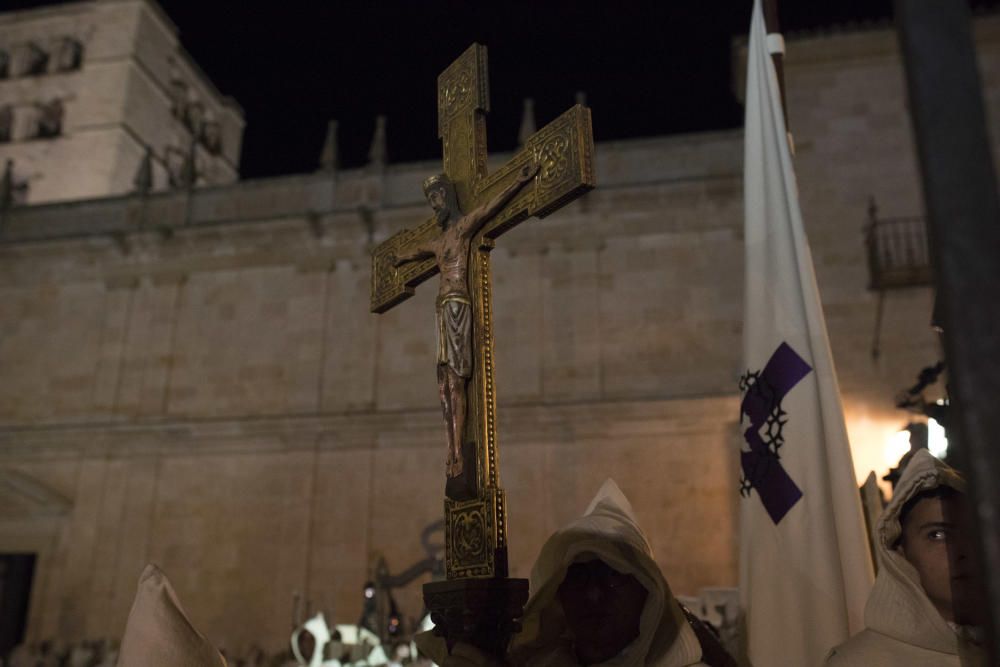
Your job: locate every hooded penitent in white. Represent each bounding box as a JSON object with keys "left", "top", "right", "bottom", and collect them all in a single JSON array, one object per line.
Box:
[
  {"left": 508, "top": 479, "right": 705, "bottom": 667},
  {"left": 825, "top": 450, "right": 987, "bottom": 666},
  {"left": 118, "top": 564, "right": 227, "bottom": 667}
]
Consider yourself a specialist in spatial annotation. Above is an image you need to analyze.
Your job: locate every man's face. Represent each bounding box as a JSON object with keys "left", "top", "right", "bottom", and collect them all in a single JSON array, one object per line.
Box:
[
  {"left": 556, "top": 559, "right": 648, "bottom": 665},
  {"left": 427, "top": 187, "right": 446, "bottom": 211},
  {"left": 426, "top": 186, "right": 452, "bottom": 227},
  {"left": 900, "top": 493, "right": 984, "bottom": 625}
]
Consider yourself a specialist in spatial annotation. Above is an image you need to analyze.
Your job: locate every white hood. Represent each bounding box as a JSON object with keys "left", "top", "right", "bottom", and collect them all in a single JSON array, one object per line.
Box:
[
  {"left": 866, "top": 450, "right": 968, "bottom": 654},
  {"left": 118, "top": 564, "right": 226, "bottom": 667},
  {"left": 826, "top": 450, "right": 987, "bottom": 666},
  {"left": 509, "top": 479, "right": 704, "bottom": 667}
]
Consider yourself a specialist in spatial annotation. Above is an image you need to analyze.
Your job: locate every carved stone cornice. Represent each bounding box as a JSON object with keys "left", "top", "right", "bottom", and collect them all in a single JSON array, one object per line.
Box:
[{"left": 0, "top": 395, "right": 738, "bottom": 461}]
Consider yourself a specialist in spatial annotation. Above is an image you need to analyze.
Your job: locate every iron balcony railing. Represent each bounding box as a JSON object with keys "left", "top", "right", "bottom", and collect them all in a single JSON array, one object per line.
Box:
[{"left": 865, "top": 201, "right": 933, "bottom": 290}]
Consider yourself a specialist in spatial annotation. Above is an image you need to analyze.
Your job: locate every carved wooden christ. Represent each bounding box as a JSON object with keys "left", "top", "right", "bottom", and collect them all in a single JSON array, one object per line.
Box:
[
  {"left": 371, "top": 43, "right": 593, "bottom": 582},
  {"left": 389, "top": 164, "right": 539, "bottom": 479}
]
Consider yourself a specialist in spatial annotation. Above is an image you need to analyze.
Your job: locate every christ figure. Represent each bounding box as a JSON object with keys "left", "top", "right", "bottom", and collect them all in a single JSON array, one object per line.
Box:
[{"left": 391, "top": 162, "right": 540, "bottom": 478}]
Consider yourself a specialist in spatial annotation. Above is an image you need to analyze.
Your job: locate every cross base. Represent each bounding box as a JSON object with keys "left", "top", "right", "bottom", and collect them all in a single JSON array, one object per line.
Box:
[{"left": 423, "top": 577, "right": 529, "bottom": 659}]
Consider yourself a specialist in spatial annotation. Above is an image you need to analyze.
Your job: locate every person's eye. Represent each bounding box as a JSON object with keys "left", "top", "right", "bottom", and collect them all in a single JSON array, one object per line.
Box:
[{"left": 928, "top": 529, "right": 947, "bottom": 541}]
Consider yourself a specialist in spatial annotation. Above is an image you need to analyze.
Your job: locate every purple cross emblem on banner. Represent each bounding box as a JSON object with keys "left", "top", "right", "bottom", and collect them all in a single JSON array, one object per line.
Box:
[{"left": 739, "top": 341, "right": 813, "bottom": 524}]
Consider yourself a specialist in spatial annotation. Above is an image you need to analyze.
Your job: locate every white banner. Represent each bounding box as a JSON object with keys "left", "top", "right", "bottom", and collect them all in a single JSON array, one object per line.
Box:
[{"left": 740, "top": 1, "right": 874, "bottom": 665}]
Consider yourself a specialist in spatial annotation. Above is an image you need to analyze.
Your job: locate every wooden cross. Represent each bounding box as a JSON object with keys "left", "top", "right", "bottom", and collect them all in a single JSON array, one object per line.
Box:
[{"left": 370, "top": 44, "right": 594, "bottom": 583}]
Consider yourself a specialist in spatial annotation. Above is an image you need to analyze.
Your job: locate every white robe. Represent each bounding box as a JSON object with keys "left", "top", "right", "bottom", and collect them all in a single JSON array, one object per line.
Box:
[{"left": 825, "top": 450, "right": 987, "bottom": 666}]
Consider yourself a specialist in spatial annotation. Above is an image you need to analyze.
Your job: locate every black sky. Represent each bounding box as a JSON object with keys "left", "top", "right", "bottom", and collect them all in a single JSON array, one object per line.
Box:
[{"left": 5, "top": 0, "right": 944, "bottom": 178}]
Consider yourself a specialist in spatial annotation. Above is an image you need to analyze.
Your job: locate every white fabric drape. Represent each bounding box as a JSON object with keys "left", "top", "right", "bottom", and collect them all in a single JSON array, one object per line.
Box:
[{"left": 740, "top": 1, "right": 874, "bottom": 665}]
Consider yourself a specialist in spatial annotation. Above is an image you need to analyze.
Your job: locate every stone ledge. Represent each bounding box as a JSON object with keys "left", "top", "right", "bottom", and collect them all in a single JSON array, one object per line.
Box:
[
  {"left": 0, "top": 394, "right": 739, "bottom": 459},
  {"left": 0, "top": 131, "right": 742, "bottom": 245}
]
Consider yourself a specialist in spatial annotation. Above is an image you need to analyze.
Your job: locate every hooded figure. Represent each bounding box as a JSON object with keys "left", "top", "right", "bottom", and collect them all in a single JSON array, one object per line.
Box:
[
  {"left": 118, "top": 564, "right": 227, "bottom": 667},
  {"left": 826, "top": 450, "right": 987, "bottom": 666},
  {"left": 509, "top": 479, "right": 707, "bottom": 667},
  {"left": 417, "top": 480, "right": 711, "bottom": 667}
]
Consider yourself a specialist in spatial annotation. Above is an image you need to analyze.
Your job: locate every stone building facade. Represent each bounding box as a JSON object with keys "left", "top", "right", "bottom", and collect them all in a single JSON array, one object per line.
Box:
[
  {"left": 0, "top": 0, "right": 244, "bottom": 205},
  {"left": 0, "top": 5, "right": 997, "bottom": 656}
]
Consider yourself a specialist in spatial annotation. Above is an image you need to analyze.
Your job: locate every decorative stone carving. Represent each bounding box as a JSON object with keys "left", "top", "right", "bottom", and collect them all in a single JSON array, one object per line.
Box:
[
  {"left": 134, "top": 146, "right": 154, "bottom": 194},
  {"left": 1, "top": 159, "right": 30, "bottom": 207},
  {"left": 201, "top": 119, "right": 222, "bottom": 155},
  {"left": 54, "top": 37, "right": 83, "bottom": 72},
  {"left": 35, "top": 98, "right": 64, "bottom": 138},
  {"left": 184, "top": 99, "right": 205, "bottom": 134},
  {"left": 0, "top": 105, "right": 12, "bottom": 143},
  {"left": 517, "top": 98, "right": 535, "bottom": 146},
  {"left": 21, "top": 42, "right": 49, "bottom": 76},
  {"left": 319, "top": 119, "right": 338, "bottom": 172},
  {"left": 165, "top": 146, "right": 183, "bottom": 188},
  {"left": 165, "top": 142, "right": 197, "bottom": 189},
  {"left": 168, "top": 76, "right": 188, "bottom": 119},
  {"left": 368, "top": 114, "right": 387, "bottom": 168}
]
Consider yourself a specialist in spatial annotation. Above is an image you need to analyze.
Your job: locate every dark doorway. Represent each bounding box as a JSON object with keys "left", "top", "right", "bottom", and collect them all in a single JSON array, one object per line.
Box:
[{"left": 0, "top": 554, "right": 36, "bottom": 658}]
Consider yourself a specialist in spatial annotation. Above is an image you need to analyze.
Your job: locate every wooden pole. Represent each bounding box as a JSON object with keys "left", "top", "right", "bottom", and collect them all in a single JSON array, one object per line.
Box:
[
  {"left": 761, "top": 0, "right": 790, "bottom": 131},
  {"left": 896, "top": 1, "right": 1000, "bottom": 660}
]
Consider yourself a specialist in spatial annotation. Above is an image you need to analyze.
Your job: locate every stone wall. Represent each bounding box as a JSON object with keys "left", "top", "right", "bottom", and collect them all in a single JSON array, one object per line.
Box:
[
  {"left": 1, "top": 16, "right": 997, "bottom": 654},
  {"left": 0, "top": 0, "right": 243, "bottom": 204},
  {"left": 787, "top": 16, "right": 1000, "bottom": 477}
]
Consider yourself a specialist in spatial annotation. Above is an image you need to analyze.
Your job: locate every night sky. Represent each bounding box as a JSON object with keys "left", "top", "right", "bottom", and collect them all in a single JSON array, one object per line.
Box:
[{"left": 4, "top": 0, "right": 942, "bottom": 178}]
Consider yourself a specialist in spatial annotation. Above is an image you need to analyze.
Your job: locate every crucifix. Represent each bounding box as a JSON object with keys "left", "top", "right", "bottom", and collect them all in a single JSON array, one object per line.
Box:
[{"left": 370, "top": 43, "right": 594, "bottom": 655}]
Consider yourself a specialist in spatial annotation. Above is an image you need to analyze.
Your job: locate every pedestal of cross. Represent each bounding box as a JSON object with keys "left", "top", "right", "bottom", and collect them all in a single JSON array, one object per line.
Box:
[{"left": 370, "top": 43, "right": 594, "bottom": 656}]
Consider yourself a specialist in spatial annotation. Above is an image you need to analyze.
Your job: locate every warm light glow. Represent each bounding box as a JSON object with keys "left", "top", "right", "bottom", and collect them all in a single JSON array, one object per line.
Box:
[
  {"left": 928, "top": 417, "right": 948, "bottom": 458},
  {"left": 844, "top": 402, "right": 915, "bottom": 495},
  {"left": 885, "top": 429, "right": 912, "bottom": 467}
]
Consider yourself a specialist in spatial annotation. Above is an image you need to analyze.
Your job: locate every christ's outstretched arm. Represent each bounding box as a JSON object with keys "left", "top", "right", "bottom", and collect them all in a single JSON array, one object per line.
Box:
[
  {"left": 463, "top": 162, "right": 541, "bottom": 238},
  {"left": 391, "top": 242, "right": 434, "bottom": 267}
]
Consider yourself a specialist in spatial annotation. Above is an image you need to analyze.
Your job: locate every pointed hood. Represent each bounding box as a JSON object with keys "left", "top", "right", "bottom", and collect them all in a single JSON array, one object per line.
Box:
[
  {"left": 118, "top": 564, "right": 226, "bottom": 667},
  {"left": 509, "top": 480, "right": 704, "bottom": 667}
]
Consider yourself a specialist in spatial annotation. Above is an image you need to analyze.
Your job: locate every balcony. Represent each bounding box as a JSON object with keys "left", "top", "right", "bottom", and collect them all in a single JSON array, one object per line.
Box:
[{"left": 865, "top": 199, "right": 933, "bottom": 290}]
